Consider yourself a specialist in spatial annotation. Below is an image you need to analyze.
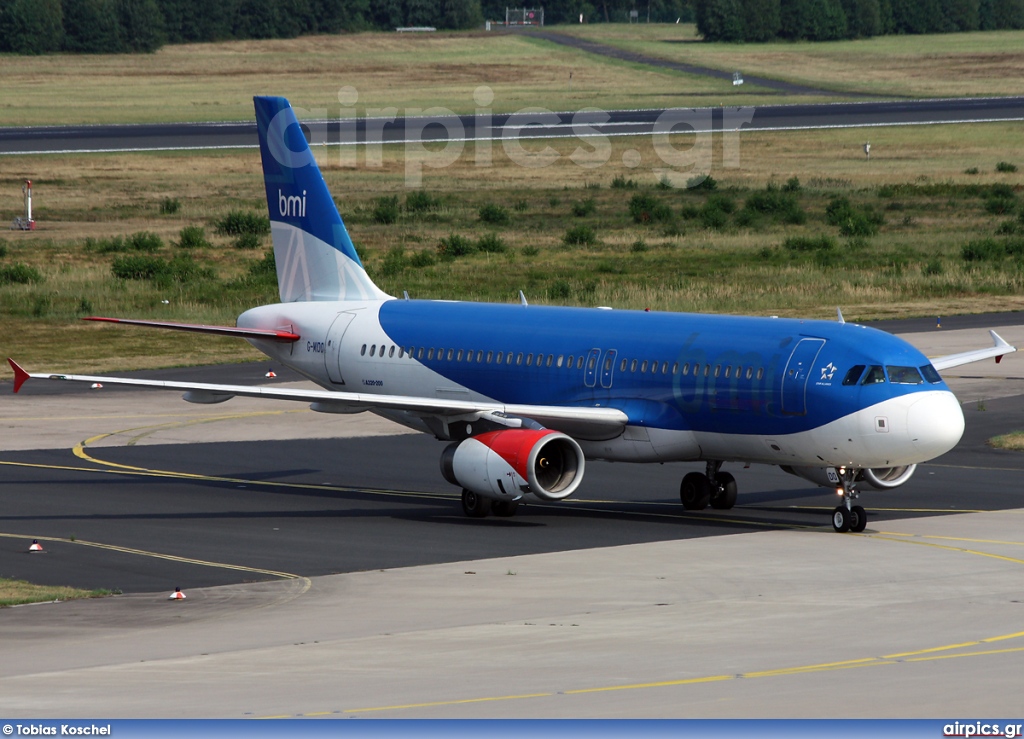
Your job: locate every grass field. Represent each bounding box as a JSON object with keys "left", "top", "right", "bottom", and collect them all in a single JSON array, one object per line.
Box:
[
  {"left": 560, "top": 24, "right": 1024, "bottom": 99},
  {"left": 0, "top": 31, "right": 761, "bottom": 127},
  {"left": 2, "top": 118, "right": 1023, "bottom": 378},
  {"left": 0, "top": 575, "right": 112, "bottom": 607}
]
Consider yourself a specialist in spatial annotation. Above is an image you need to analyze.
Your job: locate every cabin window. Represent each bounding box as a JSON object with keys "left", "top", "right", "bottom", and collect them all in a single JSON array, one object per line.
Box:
[
  {"left": 517, "top": 353, "right": 524, "bottom": 365},
  {"left": 724, "top": 366, "right": 732, "bottom": 378},
  {"left": 630, "top": 359, "right": 638, "bottom": 373},
  {"left": 756, "top": 367, "right": 764, "bottom": 380},
  {"left": 640, "top": 360, "right": 648, "bottom": 373},
  {"left": 490, "top": 351, "right": 498, "bottom": 364},
  {"left": 704, "top": 365, "right": 711, "bottom": 377},
  {"left": 557, "top": 355, "right": 564, "bottom": 368},
  {"left": 444, "top": 349, "right": 452, "bottom": 361},
  {"left": 682, "top": 363, "right": 689, "bottom": 376},
  {"left": 360, "top": 344, "right": 367, "bottom": 356},
  {"left": 576, "top": 356, "right": 584, "bottom": 370},
  {"left": 526, "top": 354, "right": 534, "bottom": 366},
  {"left": 620, "top": 358, "right": 627, "bottom": 372},
  {"left": 370, "top": 344, "right": 377, "bottom": 357},
  {"left": 714, "top": 364, "right": 721, "bottom": 378},
  {"left": 473, "top": 350, "right": 481, "bottom": 362},
  {"left": 672, "top": 362, "right": 679, "bottom": 374},
  {"left": 920, "top": 364, "right": 942, "bottom": 384},
  {"left": 547, "top": 355, "right": 554, "bottom": 368},
  {"left": 416, "top": 348, "right": 423, "bottom": 359},
  {"left": 455, "top": 350, "right": 463, "bottom": 362},
  {"left": 398, "top": 347, "right": 405, "bottom": 358},
  {"left": 842, "top": 365, "right": 865, "bottom": 385},
  {"left": 887, "top": 366, "right": 924, "bottom": 385},
  {"left": 388, "top": 346, "right": 394, "bottom": 358},
  {"left": 861, "top": 365, "right": 886, "bottom": 385},
  {"left": 567, "top": 355, "right": 574, "bottom": 368},
  {"left": 745, "top": 367, "right": 753, "bottom": 380}
]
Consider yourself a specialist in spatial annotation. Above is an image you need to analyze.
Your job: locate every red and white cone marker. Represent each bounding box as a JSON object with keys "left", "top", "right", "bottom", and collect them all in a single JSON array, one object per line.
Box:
[
  {"left": 264, "top": 369, "right": 277, "bottom": 378},
  {"left": 28, "top": 539, "right": 44, "bottom": 553},
  {"left": 168, "top": 587, "right": 186, "bottom": 601},
  {"left": 91, "top": 383, "right": 103, "bottom": 389}
]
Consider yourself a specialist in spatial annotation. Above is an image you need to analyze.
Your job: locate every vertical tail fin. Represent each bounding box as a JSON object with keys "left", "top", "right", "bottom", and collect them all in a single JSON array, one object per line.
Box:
[{"left": 254, "top": 96, "right": 389, "bottom": 303}]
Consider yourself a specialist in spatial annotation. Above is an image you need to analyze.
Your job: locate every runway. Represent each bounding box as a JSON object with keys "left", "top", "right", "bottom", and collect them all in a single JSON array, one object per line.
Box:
[
  {"left": 3, "top": 97, "right": 1024, "bottom": 155},
  {"left": 1, "top": 320, "right": 1024, "bottom": 717}
]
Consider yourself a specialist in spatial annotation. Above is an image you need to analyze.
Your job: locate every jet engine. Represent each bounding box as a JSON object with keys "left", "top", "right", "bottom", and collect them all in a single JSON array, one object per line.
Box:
[
  {"left": 440, "top": 428, "right": 585, "bottom": 502},
  {"left": 858, "top": 465, "right": 917, "bottom": 489},
  {"left": 781, "top": 464, "right": 918, "bottom": 490}
]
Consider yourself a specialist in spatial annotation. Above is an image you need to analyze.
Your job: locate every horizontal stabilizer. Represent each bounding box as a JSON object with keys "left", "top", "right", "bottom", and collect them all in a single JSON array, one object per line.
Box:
[{"left": 83, "top": 316, "right": 300, "bottom": 342}]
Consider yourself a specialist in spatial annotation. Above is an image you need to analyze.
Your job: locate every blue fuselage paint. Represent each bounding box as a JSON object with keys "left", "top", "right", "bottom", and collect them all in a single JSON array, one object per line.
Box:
[{"left": 375, "top": 300, "right": 945, "bottom": 436}]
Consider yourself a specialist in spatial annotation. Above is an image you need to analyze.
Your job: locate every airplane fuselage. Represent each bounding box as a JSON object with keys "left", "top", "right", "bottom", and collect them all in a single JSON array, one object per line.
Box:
[{"left": 239, "top": 299, "right": 965, "bottom": 471}]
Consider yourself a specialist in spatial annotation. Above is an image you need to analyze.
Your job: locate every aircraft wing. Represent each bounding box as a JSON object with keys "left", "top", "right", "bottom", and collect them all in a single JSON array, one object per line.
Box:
[
  {"left": 7, "top": 359, "right": 628, "bottom": 437},
  {"left": 930, "top": 330, "right": 1016, "bottom": 371}
]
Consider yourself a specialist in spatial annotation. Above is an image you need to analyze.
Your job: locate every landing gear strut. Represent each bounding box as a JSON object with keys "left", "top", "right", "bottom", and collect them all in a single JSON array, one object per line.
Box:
[
  {"left": 680, "top": 461, "right": 737, "bottom": 511},
  {"left": 460, "top": 489, "right": 520, "bottom": 518},
  {"left": 831, "top": 468, "right": 867, "bottom": 533}
]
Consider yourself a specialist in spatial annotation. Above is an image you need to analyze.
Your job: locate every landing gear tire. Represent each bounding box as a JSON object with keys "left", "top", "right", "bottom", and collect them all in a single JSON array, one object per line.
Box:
[
  {"left": 492, "top": 500, "right": 520, "bottom": 517},
  {"left": 680, "top": 472, "right": 711, "bottom": 511},
  {"left": 832, "top": 506, "right": 851, "bottom": 533},
  {"left": 710, "top": 472, "right": 738, "bottom": 510},
  {"left": 461, "top": 489, "right": 492, "bottom": 518},
  {"left": 850, "top": 505, "right": 867, "bottom": 533}
]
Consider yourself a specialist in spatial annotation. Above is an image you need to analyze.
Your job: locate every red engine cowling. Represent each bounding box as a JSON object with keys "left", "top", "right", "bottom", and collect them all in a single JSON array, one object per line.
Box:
[{"left": 440, "top": 429, "right": 585, "bottom": 502}]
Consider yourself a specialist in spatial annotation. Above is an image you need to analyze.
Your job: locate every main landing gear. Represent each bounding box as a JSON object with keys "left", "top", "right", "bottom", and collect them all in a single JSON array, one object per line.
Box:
[
  {"left": 460, "top": 489, "right": 520, "bottom": 518},
  {"left": 680, "top": 461, "right": 737, "bottom": 511},
  {"left": 831, "top": 468, "right": 868, "bottom": 533}
]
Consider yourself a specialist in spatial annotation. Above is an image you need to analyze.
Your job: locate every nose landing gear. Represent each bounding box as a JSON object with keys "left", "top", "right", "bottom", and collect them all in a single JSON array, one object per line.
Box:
[{"left": 832, "top": 468, "right": 867, "bottom": 533}]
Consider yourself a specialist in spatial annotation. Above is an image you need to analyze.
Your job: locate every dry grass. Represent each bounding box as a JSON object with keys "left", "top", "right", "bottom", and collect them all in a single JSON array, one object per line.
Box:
[
  {"left": 987, "top": 431, "right": 1024, "bottom": 450},
  {"left": 2, "top": 121, "right": 1024, "bottom": 378},
  {"left": 0, "top": 31, "right": 734, "bottom": 126},
  {"left": 0, "top": 576, "right": 112, "bottom": 607},
  {"left": 560, "top": 24, "right": 1024, "bottom": 98}
]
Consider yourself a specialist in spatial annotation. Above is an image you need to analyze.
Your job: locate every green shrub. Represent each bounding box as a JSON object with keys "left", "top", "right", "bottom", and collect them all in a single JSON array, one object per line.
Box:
[
  {"left": 923, "top": 259, "right": 944, "bottom": 276},
  {"left": 0, "top": 240, "right": 7, "bottom": 258},
  {"left": 176, "top": 225, "right": 209, "bottom": 249},
  {"left": 521, "top": 245, "right": 540, "bottom": 257},
  {"left": 0, "top": 263, "right": 43, "bottom": 284},
  {"left": 477, "top": 233, "right": 508, "bottom": 253},
  {"left": 246, "top": 250, "right": 277, "bottom": 285},
  {"left": 111, "top": 254, "right": 167, "bottom": 281},
  {"left": 964, "top": 167, "right": 980, "bottom": 175},
  {"left": 548, "top": 279, "right": 572, "bottom": 300},
  {"left": 372, "top": 196, "right": 400, "bottom": 225},
  {"left": 168, "top": 253, "right": 214, "bottom": 283},
  {"left": 680, "top": 204, "right": 700, "bottom": 220},
  {"left": 686, "top": 174, "right": 717, "bottom": 191},
  {"left": 705, "top": 194, "right": 736, "bottom": 214},
  {"left": 996, "top": 220, "right": 1020, "bottom": 235},
  {"left": 996, "top": 161, "right": 1018, "bottom": 173},
  {"left": 734, "top": 209, "right": 761, "bottom": 228},
  {"left": 379, "top": 246, "right": 407, "bottom": 277},
  {"left": 159, "top": 197, "right": 181, "bottom": 215},
  {"left": 408, "top": 250, "right": 437, "bottom": 268},
  {"left": 234, "top": 233, "right": 262, "bottom": 250},
  {"left": 783, "top": 235, "right": 836, "bottom": 252},
  {"left": 630, "top": 238, "right": 648, "bottom": 253},
  {"left": 572, "top": 198, "right": 596, "bottom": 217},
  {"left": 744, "top": 184, "right": 804, "bottom": 224},
  {"left": 563, "top": 225, "right": 598, "bottom": 246},
  {"left": 782, "top": 176, "right": 801, "bottom": 193},
  {"left": 657, "top": 175, "right": 673, "bottom": 190},
  {"left": 216, "top": 210, "right": 270, "bottom": 236},
  {"left": 437, "top": 233, "right": 476, "bottom": 258},
  {"left": 961, "top": 238, "right": 1005, "bottom": 262},
  {"left": 478, "top": 203, "right": 511, "bottom": 226},
  {"left": 629, "top": 193, "right": 673, "bottom": 223},
  {"left": 513, "top": 200, "right": 529, "bottom": 212},
  {"left": 699, "top": 206, "right": 728, "bottom": 230},
  {"left": 826, "top": 196, "right": 882, "bottom": 237},
  {"left": 611, "top": 175, "right": 637, "bottom": 189},
  {"left": 405, "top": 190, "right": 441, "bottom": 212}
]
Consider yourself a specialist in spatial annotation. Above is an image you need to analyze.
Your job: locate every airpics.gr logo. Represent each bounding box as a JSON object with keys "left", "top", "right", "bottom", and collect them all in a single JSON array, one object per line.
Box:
[{"left": 278, "top": 189, "right": 307, "bottom": 218}]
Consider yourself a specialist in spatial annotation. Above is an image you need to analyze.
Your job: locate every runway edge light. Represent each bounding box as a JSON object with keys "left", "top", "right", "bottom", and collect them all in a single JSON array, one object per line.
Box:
[
  {"left": 28, "top": 539, "right": 44, "bottom": 553},
  {"left": 168, "top": 587, "right": 186, "bottom": 601}
]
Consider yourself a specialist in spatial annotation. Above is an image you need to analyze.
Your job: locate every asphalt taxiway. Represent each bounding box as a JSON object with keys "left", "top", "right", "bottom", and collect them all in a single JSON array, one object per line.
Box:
[{"left": 1, "top": 321, "right": 1023, "bottom": 717}]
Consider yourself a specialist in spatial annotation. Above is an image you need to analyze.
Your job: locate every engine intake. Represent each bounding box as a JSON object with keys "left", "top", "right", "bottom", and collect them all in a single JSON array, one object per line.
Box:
[
  {"left": 440, "top": 429, "right": 585, "bottom": 502},
  {"left": 859, "top": 465, "right": 917, "bottom": 489}
]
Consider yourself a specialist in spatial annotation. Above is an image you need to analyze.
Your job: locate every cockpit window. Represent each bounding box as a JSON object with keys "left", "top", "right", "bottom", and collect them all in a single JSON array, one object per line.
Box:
[
  {"left": 861, "top": 365, "right": 886, "bottom": 385},
  {"left": 920, "top": 364, "right": 943, "bottom": 384},
  {"left": 842, "top": 365, "right": 865, "bottom": 386},
  {"left": 887, "top": 366, "right": 924, "bottom": 384}
]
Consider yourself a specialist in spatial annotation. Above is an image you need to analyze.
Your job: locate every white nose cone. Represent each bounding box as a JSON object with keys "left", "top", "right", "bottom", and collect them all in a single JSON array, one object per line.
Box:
[{"left": 906, "top": 391, "right": 964, "bottom": 459}]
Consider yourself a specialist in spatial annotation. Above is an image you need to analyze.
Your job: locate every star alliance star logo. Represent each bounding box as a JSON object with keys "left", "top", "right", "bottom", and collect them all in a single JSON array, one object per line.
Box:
[{"left": 820, "top": 362, "right": 837, "bottom": 381}]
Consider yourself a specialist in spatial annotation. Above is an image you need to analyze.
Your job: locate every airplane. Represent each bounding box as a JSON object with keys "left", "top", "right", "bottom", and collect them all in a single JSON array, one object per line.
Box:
[{"left": 7, "top": 96, "right": 1017, "bottom": 532}]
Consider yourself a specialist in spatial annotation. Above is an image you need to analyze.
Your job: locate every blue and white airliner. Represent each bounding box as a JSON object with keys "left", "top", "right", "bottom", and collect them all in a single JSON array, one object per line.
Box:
[{"left": 9, "top": 96, "right": 1016, "bottom": 532}]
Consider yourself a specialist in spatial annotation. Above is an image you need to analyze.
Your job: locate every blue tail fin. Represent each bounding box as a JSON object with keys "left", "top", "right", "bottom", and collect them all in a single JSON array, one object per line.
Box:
[{"left": 254, "top": 96, "right": 389, "bottom": 303}]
